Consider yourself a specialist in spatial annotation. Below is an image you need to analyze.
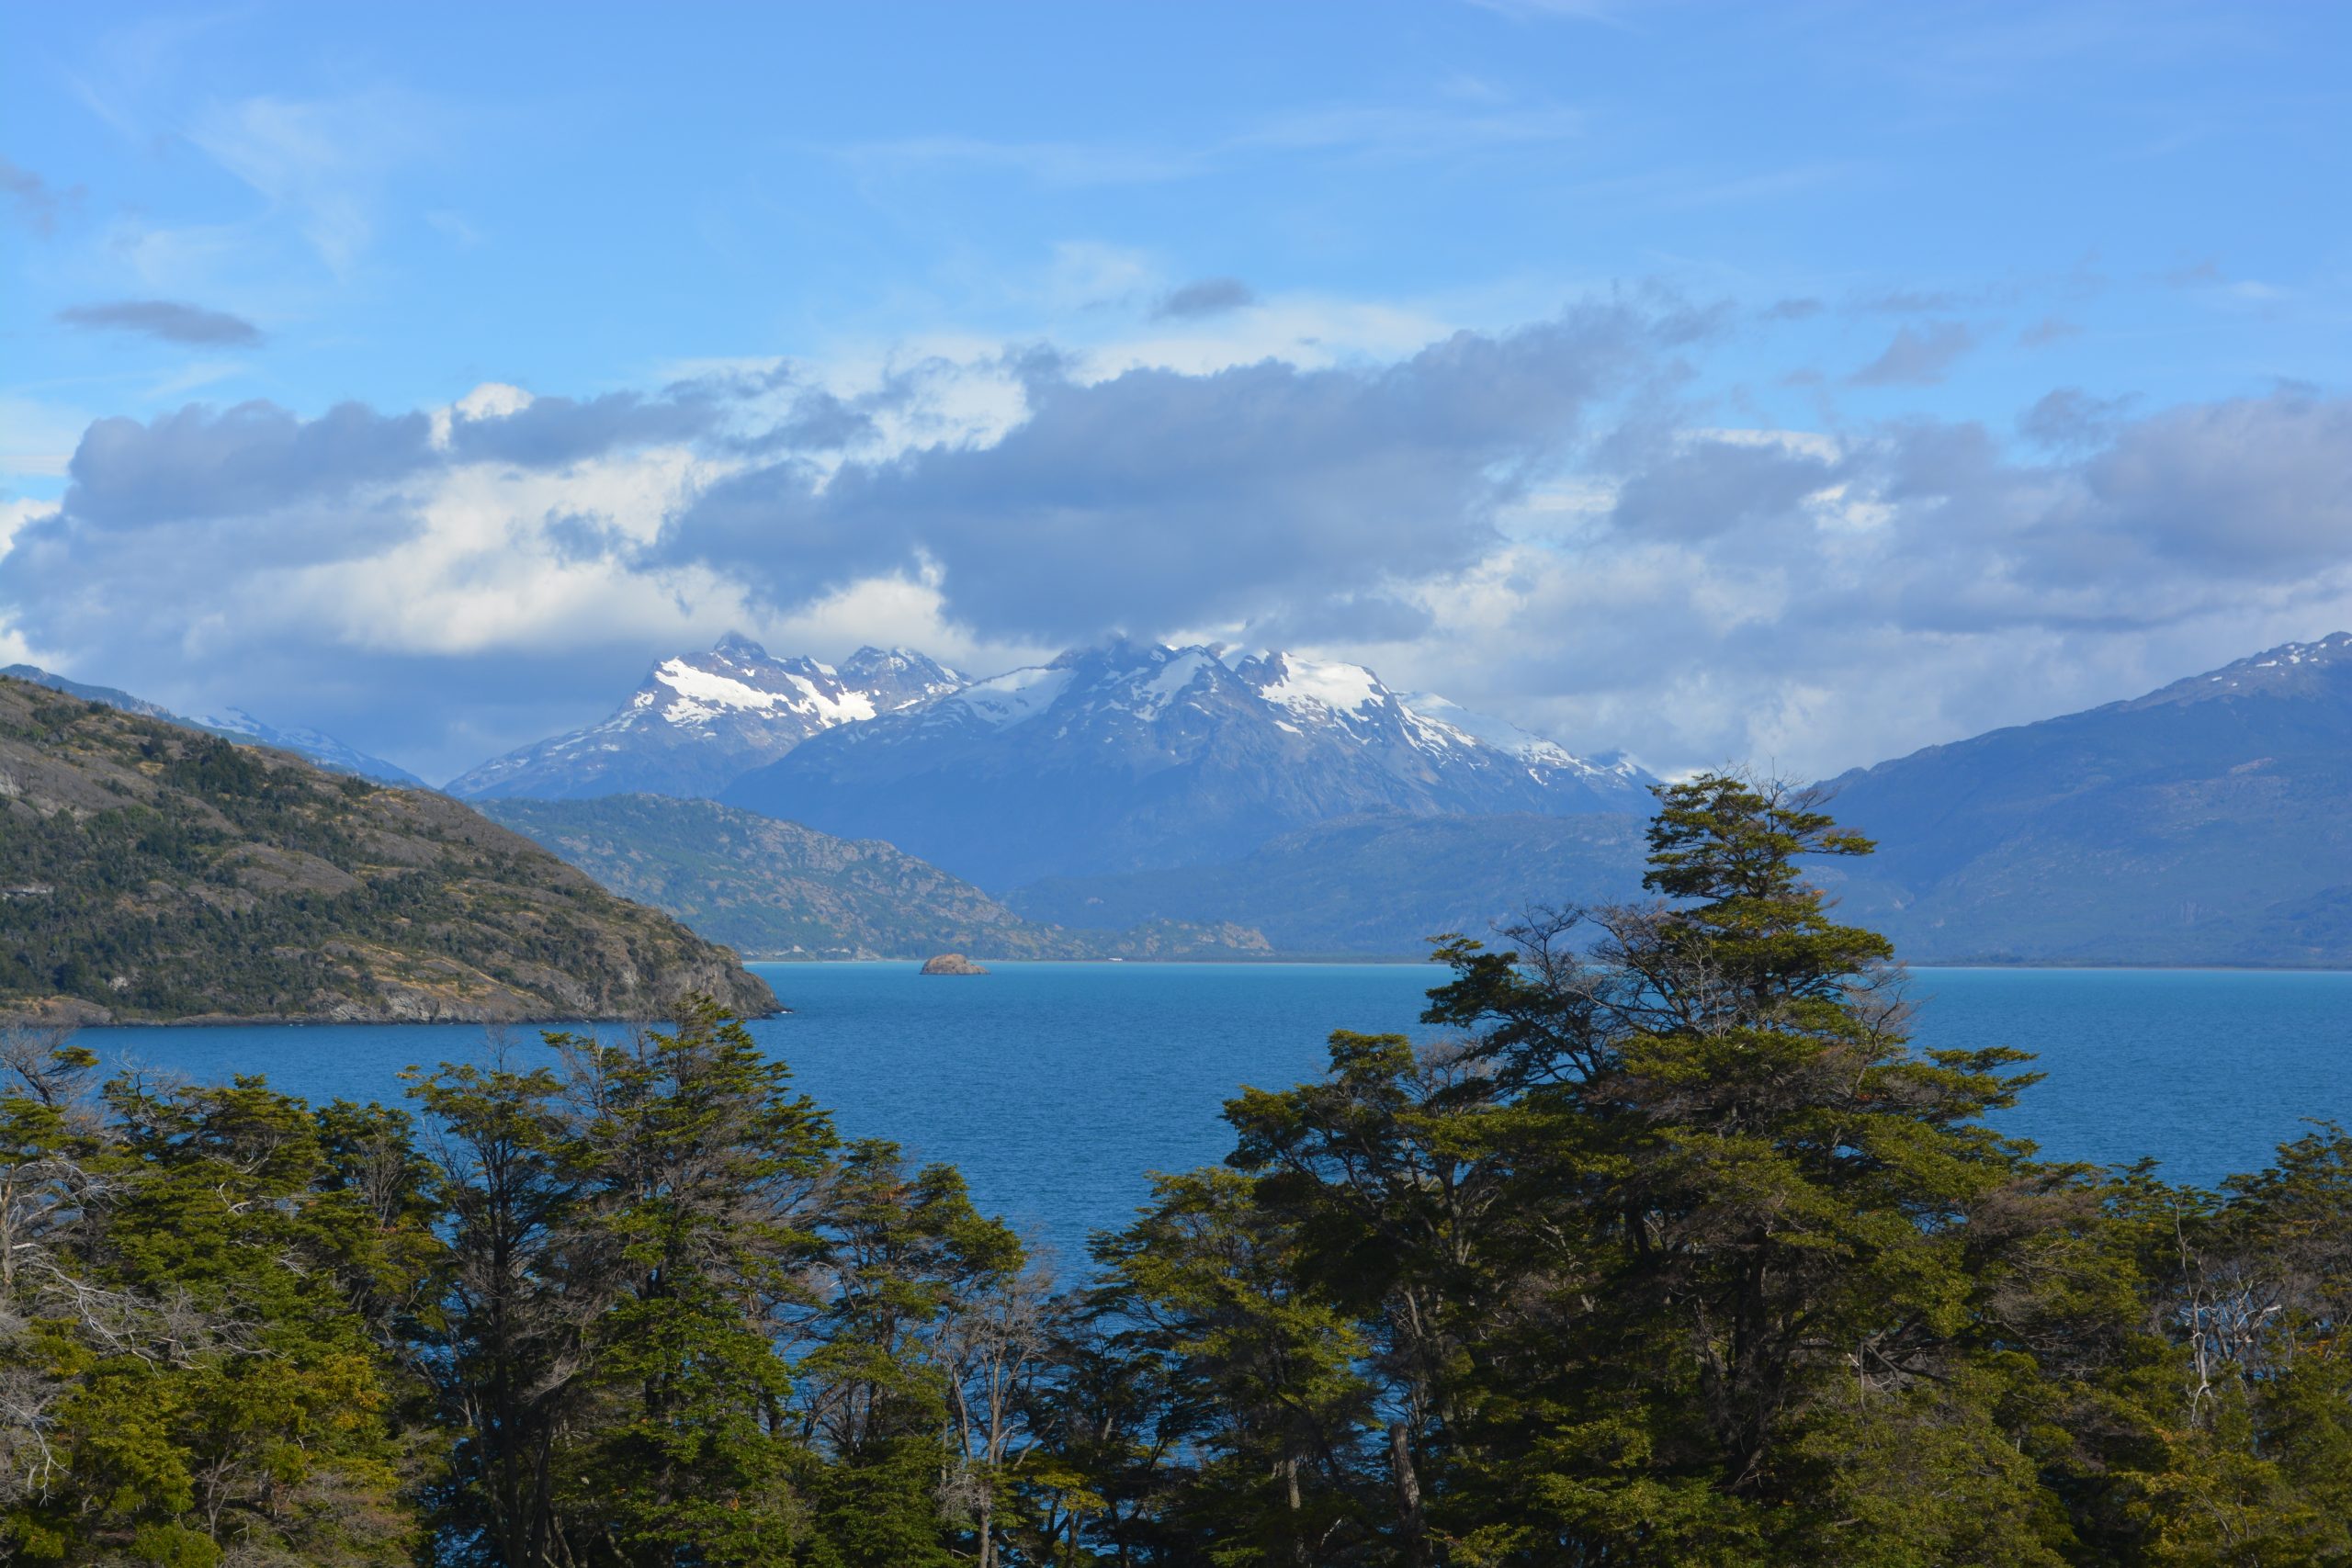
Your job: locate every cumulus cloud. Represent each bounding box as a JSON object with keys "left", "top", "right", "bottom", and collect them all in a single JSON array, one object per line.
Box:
[
  {"left": 60, "top": 401, "right": 435, "bottom": 528},
  {"left": 5, "top": 311, "right": 2349, "bottom": 786},
  {"left": 1611, "top": 436, "right": 1839, "bottom": 539},
  {"left": 1154, "top": 277, "right": 1258, "bottom": 319},
  {"left": 1849, "top": 321, "right": 1976, "bottom": 386},
  {"left": 56, "top": 299, "right": 265, "bottom": 345},
  {"left": 657, "top": 306, "right": 1663, "bottom": 641},
  {"left": 444, "top": 388, "right": 726, "bottom": 468}
]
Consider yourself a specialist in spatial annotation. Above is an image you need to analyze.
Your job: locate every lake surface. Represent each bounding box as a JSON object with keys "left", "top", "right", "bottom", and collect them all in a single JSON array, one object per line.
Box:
[{"left": 70, "top": 963, "right": 2352, "bottom": 1269}]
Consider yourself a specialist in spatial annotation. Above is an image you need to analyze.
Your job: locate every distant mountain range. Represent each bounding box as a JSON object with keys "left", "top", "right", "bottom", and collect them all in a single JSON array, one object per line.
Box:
[
  {"left": 1816, "top": 632, "right": 2352, "bottom": 966},
  {"left": 719, "top": 638, "right": 1652, "bottom": 887},
  {"left": 432, "top": 629, "right": 2352, "bottom": 965},
  {"left": 1006, "top": 812, "right": 1651, "bottom": 955},
  {"left": 32, "top": 628, "right": 2346, "bottom": 973},
  {"left": 480, "top": 795, "right": 1273, "bottom": 961},
  {"left": 448, "top": 637, "right": 965, "bottom": 800},
  {"left": 4, "top": 664, "right": 424, "bottom": 785}
]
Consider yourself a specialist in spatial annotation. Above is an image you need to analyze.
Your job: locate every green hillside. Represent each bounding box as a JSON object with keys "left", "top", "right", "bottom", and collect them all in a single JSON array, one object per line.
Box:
[
  {"left": 478, "top": 794, "right": 1272, "bottom": 960},
  {"left": 0, "top": 675, "right": 777, "bottom": 1021}
]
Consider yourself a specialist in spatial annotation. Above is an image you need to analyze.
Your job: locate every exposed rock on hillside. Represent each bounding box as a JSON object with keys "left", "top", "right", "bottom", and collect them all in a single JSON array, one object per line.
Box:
[{"left": 0, "top": 676, "right": 776, "bottom": 1022}]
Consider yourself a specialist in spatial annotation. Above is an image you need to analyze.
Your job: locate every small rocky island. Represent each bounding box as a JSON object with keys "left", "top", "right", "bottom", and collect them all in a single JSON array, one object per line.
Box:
[{"left": 919, "top": 952, "right": 989, "bottom": 976}]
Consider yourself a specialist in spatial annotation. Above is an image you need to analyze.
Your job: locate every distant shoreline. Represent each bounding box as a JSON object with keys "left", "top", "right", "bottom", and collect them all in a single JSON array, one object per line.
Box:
[{"left": 741, "top": 955, "right": 2352, "bottom": 975}]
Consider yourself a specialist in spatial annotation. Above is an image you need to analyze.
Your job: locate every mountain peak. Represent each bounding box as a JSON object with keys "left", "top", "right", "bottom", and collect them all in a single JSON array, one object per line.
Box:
[
  {"left": 447, "top": 640, "right": 967, "bottom": 799},
  {"left": 2132, "top": 631, "right": 2352, "bottom": 712},
  {"left": 722, "top": 638, "right": 1655, "bottom": 886}
]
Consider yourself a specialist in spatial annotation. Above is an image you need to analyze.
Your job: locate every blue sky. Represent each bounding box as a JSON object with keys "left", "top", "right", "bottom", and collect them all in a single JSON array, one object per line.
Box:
[{"left": 3, "top": 2, "right": 2348, "bottom": 783}]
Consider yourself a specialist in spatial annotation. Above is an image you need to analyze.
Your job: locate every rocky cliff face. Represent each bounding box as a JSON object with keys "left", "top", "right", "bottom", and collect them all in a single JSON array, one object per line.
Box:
[
  {"left": 447, "top": 636, "right": 965, "bottom": 800},
  {"left": 0, "top": 675, "right": 777, "bottom": 1022}
]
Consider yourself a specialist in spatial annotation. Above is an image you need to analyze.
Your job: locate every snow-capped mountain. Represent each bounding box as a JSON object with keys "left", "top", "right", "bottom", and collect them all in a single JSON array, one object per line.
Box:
[
  {"left": 719, "top": 638, "right": 1652, "bottom": 888},
  {"left": 447, "top": 636, "right": 967, "bottom": 800},
  {"left": 3, "top": 664, "right": 423, "bottom": 785}
]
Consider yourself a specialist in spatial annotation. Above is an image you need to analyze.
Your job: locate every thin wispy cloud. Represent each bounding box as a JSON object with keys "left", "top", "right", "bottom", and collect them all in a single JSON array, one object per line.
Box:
[
  {"left": 182, "top": 86, "right": 442, "bottom": 275},
  {"left": 838, "top": 95, "right": 1586, "bottom": 190},
  {"left": 57, "top": 299, "right": 264, "bottom": 345},
  {"left": 2019, "top": 315, "right": 2082, "bottom": 346},
  {"left": 1849, "top": 321, "right": 1975, "bottom": 386}
]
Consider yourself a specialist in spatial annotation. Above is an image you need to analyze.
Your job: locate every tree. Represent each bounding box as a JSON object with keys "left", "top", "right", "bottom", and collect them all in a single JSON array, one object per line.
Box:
[
  {"left": 1200, "top": 774, "right": 2080, "bottom": 1565},
  {"left": 544, "top": 999, "right": 838, "bottom": 1564}
]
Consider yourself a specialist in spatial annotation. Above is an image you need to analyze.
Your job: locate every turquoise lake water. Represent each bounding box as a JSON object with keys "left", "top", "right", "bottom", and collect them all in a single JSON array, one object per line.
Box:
[{"left": 70, "top": 963, "right": 2352, "bottom": 1269}]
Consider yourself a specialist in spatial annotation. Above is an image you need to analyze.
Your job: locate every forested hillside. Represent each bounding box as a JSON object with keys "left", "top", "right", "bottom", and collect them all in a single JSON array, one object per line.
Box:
[
  {"left": 0, "top": 675, "right": 775, "bottom": 1021},
  {"left": 480, "top": 794, "right": 1271, "bottom": 960},
  {"left": 5, "top": 777, "right": 2346, "bottom": 1564}
]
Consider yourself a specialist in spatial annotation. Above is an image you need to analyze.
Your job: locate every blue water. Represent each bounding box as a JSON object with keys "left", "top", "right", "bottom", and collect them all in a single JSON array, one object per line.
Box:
[{"left": 67, "top": 963, "right": 2352, "bottom": 1269}]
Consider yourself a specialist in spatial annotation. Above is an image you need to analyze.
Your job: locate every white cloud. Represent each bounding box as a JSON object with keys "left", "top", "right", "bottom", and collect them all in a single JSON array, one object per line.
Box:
[{"left": 8, "top": 310, "right": 2350, "bottom": 784}]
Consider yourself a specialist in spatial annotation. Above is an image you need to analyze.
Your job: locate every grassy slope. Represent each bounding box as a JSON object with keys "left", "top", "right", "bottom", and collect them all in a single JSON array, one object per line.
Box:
[{"left": 0, "top": 676, "right": 777, "bottom": 1021}]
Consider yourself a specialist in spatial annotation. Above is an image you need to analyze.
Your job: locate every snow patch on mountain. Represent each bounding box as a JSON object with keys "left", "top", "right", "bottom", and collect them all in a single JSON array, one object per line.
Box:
[
  {"left": 1136, "top": 649, "right": 1213, "bottom": 715},
  {"left": 447, "top": 636, "right": 966, "bottom": 799},
  {"left": 948, "top": 665, "right": 1075, "bottom": 728},
  {"left": 1255, "top": 655, "right": 1382, "bottom": 718}
]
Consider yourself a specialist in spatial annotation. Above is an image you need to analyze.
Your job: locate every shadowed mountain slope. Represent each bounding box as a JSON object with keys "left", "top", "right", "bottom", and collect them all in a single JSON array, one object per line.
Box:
[
  {"left": 1816, "top": 634, "right": 2352, "bottom": 965},
  {"left": 1006, "top": 811, "right": 1651, "bottom": 956}
]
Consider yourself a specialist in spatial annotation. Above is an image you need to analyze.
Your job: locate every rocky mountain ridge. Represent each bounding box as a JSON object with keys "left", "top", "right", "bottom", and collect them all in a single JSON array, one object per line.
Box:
[
  {"left": 447, "top": 636, "right": 966, "bottom": 799},
  {"left": 720, "top": 637, "right": 1653, "bottom": 887}
]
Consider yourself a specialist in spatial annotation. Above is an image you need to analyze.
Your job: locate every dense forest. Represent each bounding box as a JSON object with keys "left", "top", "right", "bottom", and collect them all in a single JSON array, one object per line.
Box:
[{"left": 3, "top": 775, "right": 2346, "bottom": 1565}]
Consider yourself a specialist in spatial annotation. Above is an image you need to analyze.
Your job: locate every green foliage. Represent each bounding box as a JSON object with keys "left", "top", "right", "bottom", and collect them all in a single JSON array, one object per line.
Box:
[
  {"left": 1062, "top": 773, "right": 2352, "bottom": 1564},
  {"left": 6, "top": 767, "right": 2348, "bottom": 1564}
]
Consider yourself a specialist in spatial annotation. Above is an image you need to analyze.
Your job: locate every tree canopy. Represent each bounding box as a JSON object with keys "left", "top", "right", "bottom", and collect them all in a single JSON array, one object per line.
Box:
[{"left": 4, "top": 773, "right": 2346, "bottom": 1564}]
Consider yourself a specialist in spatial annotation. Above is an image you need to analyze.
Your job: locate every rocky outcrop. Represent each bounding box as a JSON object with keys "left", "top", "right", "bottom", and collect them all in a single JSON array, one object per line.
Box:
[{"left": 919, "top": 953, "right": 989, "bottom": 976}]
